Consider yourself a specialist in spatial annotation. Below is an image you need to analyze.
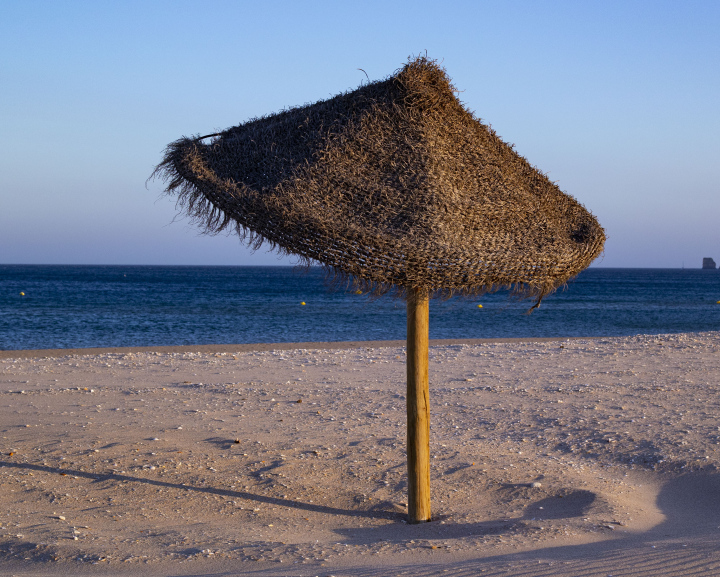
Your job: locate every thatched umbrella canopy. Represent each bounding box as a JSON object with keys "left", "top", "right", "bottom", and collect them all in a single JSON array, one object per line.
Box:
[{"left": 154, "top": 57, "right": 605, "bottom": 523}]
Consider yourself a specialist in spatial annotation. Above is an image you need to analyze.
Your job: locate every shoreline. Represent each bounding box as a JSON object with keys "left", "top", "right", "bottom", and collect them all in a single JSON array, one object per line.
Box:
[{"left": 0, "top": 336, "right": 585, "bottom": 360}]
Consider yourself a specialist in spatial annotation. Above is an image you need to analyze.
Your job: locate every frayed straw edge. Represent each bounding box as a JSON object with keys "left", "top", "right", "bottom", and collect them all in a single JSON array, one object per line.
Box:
[{"left": 151, "top": 138, "right": 566, "bottom": 310}]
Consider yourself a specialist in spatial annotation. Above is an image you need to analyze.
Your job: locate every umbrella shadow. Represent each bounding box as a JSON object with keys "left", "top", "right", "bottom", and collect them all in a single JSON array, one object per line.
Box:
[
  {"left": 490, "top": 481, "right": 602, "bottom": 521},
  {"left": 337, "top": 484, "right": 601, "bottom": 545},
  {"left": 438, "top": 472, "right": 720, "bottom": 573},
  {"left": 5, "top": 460, "right": 715, "bottom": 555},
  {"left": 0, "top": 461, "right": 604, "bottom": 538},
  {"left": 521, "top": 488, "right": 597, "bottom": 520},
  {"left": 0, "top": 460, "right": 402, "bottom": 521},
  {"left": 326, "top": 474, "right": 720, "bottom": 577}
]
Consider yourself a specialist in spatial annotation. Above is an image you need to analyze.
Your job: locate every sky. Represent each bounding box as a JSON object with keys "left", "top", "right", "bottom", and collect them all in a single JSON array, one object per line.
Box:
[{"left": 1, "top": 0, "right": 718, "bottom": 268}]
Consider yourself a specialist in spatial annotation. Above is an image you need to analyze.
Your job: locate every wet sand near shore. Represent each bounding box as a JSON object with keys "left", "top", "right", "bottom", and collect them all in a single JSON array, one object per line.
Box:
[{"left": 1, "top": 332, "right": 720, "bottom": 576}]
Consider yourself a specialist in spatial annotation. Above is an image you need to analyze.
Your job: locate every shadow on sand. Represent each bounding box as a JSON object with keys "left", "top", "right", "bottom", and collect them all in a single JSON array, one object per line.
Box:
[
  {"left": 0, "top": 460, "right": 403, "bottom": 521},
  {"left": 161, "top": 474, "right": 720, "bottom": 577},
  {"left": 2, "top": 460, "right": 720, "bottom": 576}
]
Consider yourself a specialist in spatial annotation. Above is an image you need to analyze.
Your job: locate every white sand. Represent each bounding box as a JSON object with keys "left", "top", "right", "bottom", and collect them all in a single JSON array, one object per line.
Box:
[{"left": 1, "top": 332, "right": 720, "bottom": 576}]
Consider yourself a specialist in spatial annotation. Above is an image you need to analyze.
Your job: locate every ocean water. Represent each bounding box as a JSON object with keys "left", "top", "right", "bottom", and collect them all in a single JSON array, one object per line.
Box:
[{"left": 1, "top": 265, "right": 719, "bottom": 351}]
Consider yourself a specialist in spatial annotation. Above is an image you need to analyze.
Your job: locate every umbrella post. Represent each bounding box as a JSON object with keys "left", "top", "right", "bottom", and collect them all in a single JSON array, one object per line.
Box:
[{"left": 406, "top": 287, "right": 431, "bottom": 523}]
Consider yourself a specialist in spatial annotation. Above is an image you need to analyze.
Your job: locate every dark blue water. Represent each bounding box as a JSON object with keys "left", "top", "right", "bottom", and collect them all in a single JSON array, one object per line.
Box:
[{"left": 1, "top": 265, "right": 718, "bottom": 350}]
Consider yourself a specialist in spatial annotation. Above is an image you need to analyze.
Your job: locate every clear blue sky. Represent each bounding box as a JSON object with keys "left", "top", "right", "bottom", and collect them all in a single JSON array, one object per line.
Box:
[{"left": 1, "top": 0, "right": 718, "bottom": 267}]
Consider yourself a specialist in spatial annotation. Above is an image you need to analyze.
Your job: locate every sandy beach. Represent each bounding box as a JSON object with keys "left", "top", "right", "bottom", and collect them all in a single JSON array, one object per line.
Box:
[{"left": 2, "top": 332, "right": 720, "bottom": 576}]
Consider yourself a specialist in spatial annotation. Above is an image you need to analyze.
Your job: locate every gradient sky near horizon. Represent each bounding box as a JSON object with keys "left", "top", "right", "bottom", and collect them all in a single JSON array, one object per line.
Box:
[{"left": 1, "top": 0, "right": 718, "bottom": 268}]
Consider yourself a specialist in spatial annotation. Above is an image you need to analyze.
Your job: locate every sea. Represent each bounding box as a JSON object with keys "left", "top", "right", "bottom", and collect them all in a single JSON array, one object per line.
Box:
[{"left": 1, "top": 265, "right": 719, "bottom": 351}]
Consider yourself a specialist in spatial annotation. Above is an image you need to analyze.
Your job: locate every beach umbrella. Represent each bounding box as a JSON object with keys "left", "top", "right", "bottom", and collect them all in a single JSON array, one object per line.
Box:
[{"left": 153, "top": 57, "right": 605, "bottom": 523}]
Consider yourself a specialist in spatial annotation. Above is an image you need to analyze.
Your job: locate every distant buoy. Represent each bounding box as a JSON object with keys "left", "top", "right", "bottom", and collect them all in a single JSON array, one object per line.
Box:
[
  {"left": 355, "top": 290, "right": 362, "bottom": 295},
  {"left": 477, "top": 304, "right": 482, "bottom": 308},
  {"left": 301, "top": 302, "right": 306, "bottom": 305},
  {"left": 19, "top": 292, "right": 25, "bottom": 296}
]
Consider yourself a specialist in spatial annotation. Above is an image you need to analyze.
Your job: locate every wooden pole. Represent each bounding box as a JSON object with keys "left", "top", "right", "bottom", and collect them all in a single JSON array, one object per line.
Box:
[{"left": 406, "top": 287, "right": 431, "bottom": 523}]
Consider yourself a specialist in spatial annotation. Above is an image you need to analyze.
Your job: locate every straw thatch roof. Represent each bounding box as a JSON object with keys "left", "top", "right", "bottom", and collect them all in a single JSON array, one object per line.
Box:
[{"left": 154, "top": 57, "right": 604, "bottom": 300}]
